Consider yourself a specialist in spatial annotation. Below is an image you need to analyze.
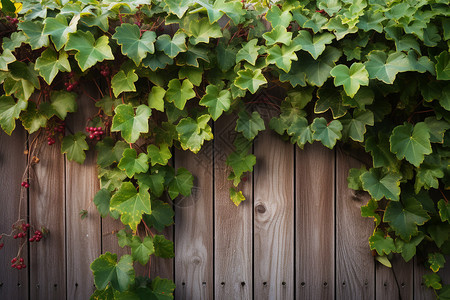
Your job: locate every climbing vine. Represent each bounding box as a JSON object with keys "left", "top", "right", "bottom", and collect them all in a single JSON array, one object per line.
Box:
[{"left": 0, "top": 0, "right": 449, "bottom": 298}]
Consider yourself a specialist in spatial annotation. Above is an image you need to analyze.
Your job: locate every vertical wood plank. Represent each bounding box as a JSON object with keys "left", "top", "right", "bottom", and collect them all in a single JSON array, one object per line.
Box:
[
  {"left": 29, "top": 136, "right": 66, "bottom": 300},
  {"left": 0, "top": 126, "right": 28, "bottom": 300},
  {"left": 253, "top": 130, "right": 294, "bottom": 299},
  {"left": 65, "top": 95, "right": 101, "bottom": 299},
  {"left": 376, "top": 256, "right": 413, "bottom": 300},
  {"left": 336, "top": 147, "right": 375, "bottom": 299},
  {"left": 214, "top": 115, "right": 253, "bottom": 300},
  {"left": 296, "top": 143, "right": 335, "bottom": 299},
  {"left": 414, "top": 255, "right": 441, "bottom": 299},
  {"left": 174, "top": 147, "right": 213, "bottom": 300}
]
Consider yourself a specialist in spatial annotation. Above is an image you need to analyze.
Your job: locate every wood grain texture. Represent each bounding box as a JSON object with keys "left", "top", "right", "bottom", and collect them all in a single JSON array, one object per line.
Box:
[
  {"left": 376, "top": 256, "right": 413, "bottom": 300},
  {"left": 296, "top": 143, "right": 335, "bottom": 299},
  {"left": 65, "top": 95, "right": 101, "bottom": 299},
  {"left": 253, "top": 130, "right": 294, "bottom": 300},
  {"left": 336, "top": 147, "right": 375, "bottom": 299},
  {"left": 174, "top": 148, "right": 213, "bottom": 300},
  {"left": 214, "top": 114, "right": 252, "bottom": 300},
  {"left": 0, "top": 126, "right": 28, "bottom": 300},
  {"left": 29, "top": 136, "right": 66, "bottom": 300}
]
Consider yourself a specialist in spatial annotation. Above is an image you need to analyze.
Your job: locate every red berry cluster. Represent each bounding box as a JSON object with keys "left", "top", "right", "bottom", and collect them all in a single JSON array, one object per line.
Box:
[
  {"left": 46, "top": 119, "right": 65, "bottom": 145},
  {"left": 21, "top": 181, "right": 30, "bottom": 188},
  {"left": 29, "top": 230, "right": 43, "bottom": 243},
  {"left": 11, "top": 257, "right": 26, "bottom": 270},
  {"left": 65, "top": 71, "right": 78, "bottom": 91},
  {"left": 13, "top": 223, "right": 30, "bottom": 239},
  {"left": 86, "top": 126, "right": 104, "bottom": 141},
  {"left": 100, "top": 65, "right": 110, "bottom": 77},
  {"left": 5, "top": 15, "right": 18, "bottom": 25}
]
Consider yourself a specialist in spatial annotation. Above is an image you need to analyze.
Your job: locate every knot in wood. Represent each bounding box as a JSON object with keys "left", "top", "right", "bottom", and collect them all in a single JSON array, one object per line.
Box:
[{"left": 255, "top": 204, "right": 266, "bottom": 213}]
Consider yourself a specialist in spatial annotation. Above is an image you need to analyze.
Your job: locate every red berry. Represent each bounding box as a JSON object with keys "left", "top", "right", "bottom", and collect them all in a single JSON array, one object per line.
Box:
[
  {"left": 24, "top": 183, "right": 29, "bottom": 188},
  {"left": 13, "top": 234, "right": 18, "bottom": 239},
  {"left": 21, "top": 181, "right": 25, "bottom": 186},
  {"left": 96, "top": 136, "right": 101, "bottom": 141},
  {"left": 99, "top": 131, "right": 104, "bottom": 135},
  {"left": 89, "top": 134, "right": 94, "bottom": 139},
  {"left": 19, "top": 258, "right": 24, "bottom": 263},
  {"left": 16, "top": 265, "right": 22, "bottom": 270},
  {"left": 11, "top": 258, "right": 16, "bottom": 263},
  {"left": 22, "top": 264, "right": 26, "bottom": 269},
  {"left": 29, "top": 238, "right": 34, "bottom": 242},
  {"left": 89, "top": 127, "right": 94, "bottom": 131},
  {"left": 26, "top": 224, "right": 30, "bottom": 228},
  {"left": 0, "top": 243, "right": 3, "bottom": 250}
]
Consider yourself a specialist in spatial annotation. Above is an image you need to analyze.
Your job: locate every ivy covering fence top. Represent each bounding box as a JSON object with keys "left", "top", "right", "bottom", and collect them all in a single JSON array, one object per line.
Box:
[{"left": 0, "top": 0, "right": 449, "bottom": 298}]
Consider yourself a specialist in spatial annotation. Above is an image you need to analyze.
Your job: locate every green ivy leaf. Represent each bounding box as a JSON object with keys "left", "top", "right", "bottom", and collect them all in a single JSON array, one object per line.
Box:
[
  {"left": 230, "top": 187, "right": 245, "bottom": 206},
  {"left": 142, "top": 199, "right": 174, "bottom": 232},
  {"left": 65, "top": 31, "right": 114, "bottom": 72},
  {"left": 423, "top": 273, "right": 442, "bottom": 290},
  {"left": 17, "top": 20, "right": 49, "bottom": 50},
  {"left": 112, "top": 23, "right": 156, "bottom": 66},
  {"left": 428, "top": 252, "right": 445, "bottom": 272},
  {"left": 136, "top": 168, "right": 166, "bottom": 197},
  {"left": 0, "top": 49, "right": 16, "bottom": 71},
  {"left": 35, "top": 48, "right": 70, "bottom": 84},
  {"left": 93, "top": 188, "right": 113, "bottom": 218},
  {"left": 311, "top": 117, "right": 342, "bottom": 149},
  {"left": 142, "top": 52, "right": 173, "bottom": 71},
  {"left": 330, "top": 63, "right": 369, "bottom": 98},
  {"left": 361, "top": 168, "right": 401, "bottom": 201},
  {"left": 61, "top": 132, "right": 89, "bottom": 164},
  {"left": 266, "top": 44, "right": 298, "bottom": 73},
  {"left": 148, "top": 277, "right": 176, "bottom": 299},
  {"left": 117, "top": 229, "right": 132, "bottom": 248},
  {"left": 293, "top": 31, "right": 334, "bottom": 60},
  {"left": 199, "top": 84, "right": 231, "bottom": 121},
  {"left": 40, "top": 90, "right": 77, "bottom": 120},
  {"left": 395, "top": 232, "right": 425, "bottom": 262},
  {"left": 118, "top": 148, "right": 149, "bottom": 178},
  {"left": 236, "top": 110, "right": 265, "bottom": 140},
  {"left": 155, "top": 32, "right": 187, "bottom": 58},
  {"left": 262, "top": 25, "right": 292, "bottom": 46},
  {"left": 43, "top": 14, "right": 77, "bottom": 51},
  {"left": 96, "top": 138, "right": 127, "bottom": 168},
  {"left": 90, "top": 252, "right": 134, "bottom": 292},
  {"left": 234, "top": 68, "right": 267, "bottom": 94},
  {"left": 111, "top": 70, "right": 138, "bottom": 98},
  {"left": 364, "top": 51, "right": 410, "bottom": 84},
  {"left": 384, "top": 197, "right": 430, "bottom": 241},
  {"left": 165, "top": 79, "right": 195, "bottom": 110},
  {"left": 130, "top": 235, "right": 155, "bottom": 265},
  {"left": 95, "top": 96, "right": 122, "bottom": 117},
  {"left": 438, "top": 199, "right": 450, "bottom": 223},
  {"left": 147, "top": 143, "right": 171, "bottom": 166},
  {"left": 111, "top": 104, "right": 151, "bottom": 144},
  {"left": 369, "top": 230, "right": 396, "bottom": 255},
  {"left": 20, "top": 101, "right": 47, "bottom": 134},
  {"left": 266, "top": 5, "right": 292, "bottom": 28},
  {"left": 168, "top": 168, "right": 194, "bottom": 200},
  {"left": 226, "top": 152, "right": 256, "bottom": 186},
  {"left": 0, "top": 96, "right": 26, "bottom": 135},
  {"left": 110, "top": 182, "right": 151, "bottom": 230},
  {"left": 365, "top": 132, "right": 398, "bottom": 169},
  {"left": 189, "top": 17, "right": 222, "bottom": 45},
  {"left": 390, "top": 122, "right": 432, "bottom": 167},
  {"left": 424, "top": 117, "right": 450, "bottom": 143},
  {"left": 428, "top": 223, "right": 450, "bottom": 248},
  {"left": 153, "top": 235, "right": 174, "bottom": 258},
  {"left": 286, "top": 116, "right": 313, "bottom": 149},
  {"left": 236, "top": 39, "right": 261, "bottom": 66},
  {"left": 348, "top": 166, "right": 366, "bottom": 190},
  {"left": 340, "top": 110, "right": 374, "bottom": 142},
  {"left": 176, "top": 114, "right": 213, "bottom": 153},
  {"left": 361, "top": 198, "right": 381, "bottom": 226},
  {"left": 278, "top": 61, "right": 307, "bottom": 87},
  {"left": 435, "top": 51, "right": 450, "bottom": 80},
  {"left": 163, "top": 0, "right": 191, "bottom": 18},
  {"left": 300, "top": 46, "right": 342, "bottom": 87},
  {"left": 315, "top": 84, "right": 347, "bottom": 119},
  {"left": 148, "top": 86, "right": 165, "bottom": 112}
]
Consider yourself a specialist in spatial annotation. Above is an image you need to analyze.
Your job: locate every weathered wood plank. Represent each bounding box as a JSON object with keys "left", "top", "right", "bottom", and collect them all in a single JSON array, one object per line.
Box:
[
  {"left": 0, "top": 126, "right": 28, "bottom": 300},
  {"left": 253, "top": 130, "right": 294, "bottom": 300},
  {"left": 376, "top": 256, "right": 413, "bottom": 300},
  {"left": 29, "top": 135, "right": 66, "bottom": 300},
  {"left": 336, "top": 147, "right": 375, "bottom": 299},
  {"left": 65, "top": 95, "right": 101, "bottom": 299},
  {"left": 174, "top": 147, "right": 213, "bottom": 300},
  {"left": 296, "top": 143, "right": 335, "bottom": 299},
  {"left": 214, "top": 115, "right": 253, "bottom": 300}
]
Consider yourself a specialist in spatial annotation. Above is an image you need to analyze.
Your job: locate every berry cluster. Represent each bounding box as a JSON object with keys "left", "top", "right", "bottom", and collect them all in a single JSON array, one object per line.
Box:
[
  {"left": 11, "top": 257, "right": 26, "bottom": 270},
  {"left": 29, "top": 230, "right": 43, "bottom": 243},
  {"left": 5, "top": 15, "right": 18, "bottom": 25},
  {"left": 21, "top": 181, "right": 30, "bottom": 188},
  {"left": 64, "top": 71, "right": 79, "bottom": 91},
  {"left": 86, "top": 126, "right": 104, "bottom": 141},
  {"left": 100, "top": 65, "right": 110, "bottom": 77},
  {"left": 46, "top": 119, "right": 65, "bottom": 145},
  {"left": 13, "top": 223, "right": 30, "bottom": 239}
]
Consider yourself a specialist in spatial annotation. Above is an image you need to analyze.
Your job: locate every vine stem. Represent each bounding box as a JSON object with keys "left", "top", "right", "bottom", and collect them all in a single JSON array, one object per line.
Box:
[{"left": 439, "top": 188, "right": 448, "bottom": 203}]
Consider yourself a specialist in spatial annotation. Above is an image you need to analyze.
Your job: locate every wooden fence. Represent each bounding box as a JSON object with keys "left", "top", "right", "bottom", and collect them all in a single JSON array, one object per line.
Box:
[{"left": 0, "top": 96, "right": 448, "bottom": 300}]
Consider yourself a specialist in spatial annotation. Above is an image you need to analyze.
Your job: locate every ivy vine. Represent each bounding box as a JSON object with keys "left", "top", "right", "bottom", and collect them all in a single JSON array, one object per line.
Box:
[{"left": 0, "top": 0, "right": 449, "bottom": 298}]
